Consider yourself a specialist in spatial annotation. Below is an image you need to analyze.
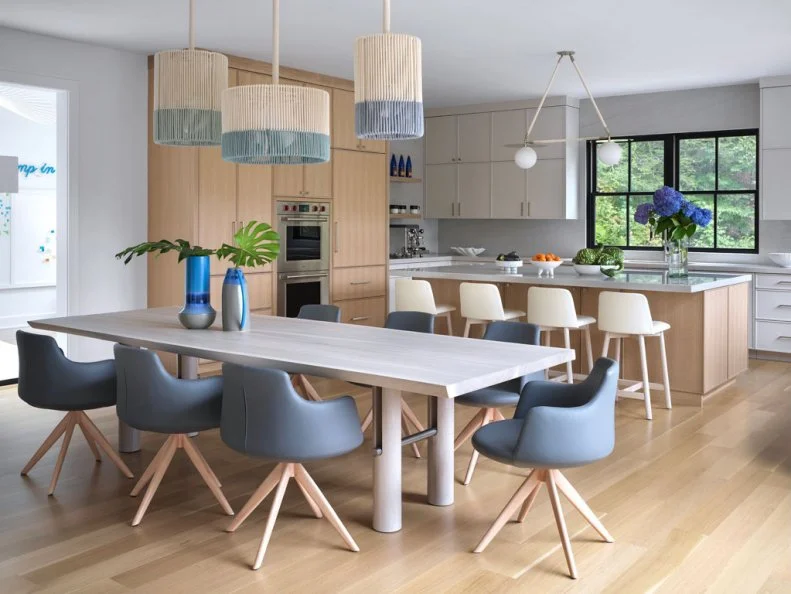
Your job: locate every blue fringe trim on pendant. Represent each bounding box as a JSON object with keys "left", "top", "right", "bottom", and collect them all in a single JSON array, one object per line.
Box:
[
  {"left": 355, "top": 100, "right": 424, "bottom": 140},
  {"left": 221, "top": 130, "right": 330, "bottom": 164},
  {"left": 154, "top": 108, "right": 222, "bottom": 146}
]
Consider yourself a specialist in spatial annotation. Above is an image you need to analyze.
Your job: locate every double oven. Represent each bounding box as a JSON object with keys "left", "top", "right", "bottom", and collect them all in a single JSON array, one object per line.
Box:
[{"left": 276, "top": 200, "right": 331, "bottom": 318}]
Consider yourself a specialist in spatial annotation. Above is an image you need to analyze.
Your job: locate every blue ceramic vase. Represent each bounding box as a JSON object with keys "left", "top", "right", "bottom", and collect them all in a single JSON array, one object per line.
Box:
[
  {"left": 222, "top": 267, "right": 249, "bottom": 331},
  {"left": 178, "top": 255, "right": 216, "bottom": 329}
]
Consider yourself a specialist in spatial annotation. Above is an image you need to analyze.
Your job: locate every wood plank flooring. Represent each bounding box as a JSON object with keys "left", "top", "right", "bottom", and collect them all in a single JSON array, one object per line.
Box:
[{"left": 0, "top": 359, "right": 789, "bottom": 593}]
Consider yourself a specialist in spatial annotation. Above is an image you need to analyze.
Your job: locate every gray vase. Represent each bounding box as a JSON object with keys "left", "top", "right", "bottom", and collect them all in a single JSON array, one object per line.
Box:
[{"left": 221, "top": 267, "right": 250, "bottom": 331}]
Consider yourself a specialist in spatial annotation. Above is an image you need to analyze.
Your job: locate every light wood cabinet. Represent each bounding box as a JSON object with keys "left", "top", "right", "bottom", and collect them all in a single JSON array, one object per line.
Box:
[
  {"left": 331, "top": 265, "right": 386, "bottom": 301},
  {"left": 336, "top": 296, "right": 387, "bottom": 327},
  {"left": 425, "top": 164, "right": 457, "bottom": 218},
  {"left": 332, "top": 149, "right": 387, "bottom": 268},
  {"left": 273, "top": 161, "right": 331, "bottom": 198},
  {"left": 210, "top": 271, "right": 273, "bottom": 312},
  {"left": 198, "top": 146, "right": 237, "bottom": 249},
  {"left": 331, "top": 89, "right": 386, "bottom": 153}
]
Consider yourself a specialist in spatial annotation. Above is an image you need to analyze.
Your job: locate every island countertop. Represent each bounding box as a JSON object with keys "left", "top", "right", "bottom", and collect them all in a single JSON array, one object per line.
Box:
[{"left": 390, "top": 264, "right": 752, "bottom": 293}]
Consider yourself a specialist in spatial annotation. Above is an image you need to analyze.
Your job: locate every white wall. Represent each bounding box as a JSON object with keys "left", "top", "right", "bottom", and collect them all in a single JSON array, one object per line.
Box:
[
  {"left": 0, "top": 27, "right": 148, "bottom": 359},
  {"left": 438, "top": 84, "right": 786, "bottom": 263}
]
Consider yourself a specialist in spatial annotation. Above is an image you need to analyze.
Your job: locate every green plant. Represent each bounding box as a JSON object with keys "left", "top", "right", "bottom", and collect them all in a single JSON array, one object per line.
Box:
[
  {"left": 115, "top": 221, "right": 280, "bottom": 268},
  {"left": 216, "top": 221, "right": 280, "bottom": 268}
]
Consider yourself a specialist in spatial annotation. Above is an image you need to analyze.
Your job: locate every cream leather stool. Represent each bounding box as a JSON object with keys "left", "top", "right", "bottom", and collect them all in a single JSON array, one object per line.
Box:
[
  {"left": 527, "top": 287, "right": 595, "bottom": 383},
  {"left": 598, "top": 291, "right": 672, "bottom": 420},
  {"left": 395, "top": 278, "right": 456, "bottom": 335},
  {"left": 460, "top": 282, "right": 525, "bottom": 338}
]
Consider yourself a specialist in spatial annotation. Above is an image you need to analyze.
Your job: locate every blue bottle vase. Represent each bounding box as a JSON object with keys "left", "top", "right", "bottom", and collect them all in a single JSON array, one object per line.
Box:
[
  {"left": 178, "top": 255, "right": 216, "bottom": 329},
  {"left": 222, "top": 267, "right": 249, "bottom": 331}
]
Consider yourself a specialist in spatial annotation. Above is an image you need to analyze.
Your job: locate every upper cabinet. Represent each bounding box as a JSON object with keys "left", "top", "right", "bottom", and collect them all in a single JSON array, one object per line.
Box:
[
  {"left": 273, "top": 161, "right": 332, "bottom": 199},
  {"left": 332, "top": 89, "right": 386, "bottom": 154},
  {"left": 761, "top": 79, "right": 791, "bottom": 220},
  {"left": 425, "top": 99, "right": 579, "bottom": 220}
]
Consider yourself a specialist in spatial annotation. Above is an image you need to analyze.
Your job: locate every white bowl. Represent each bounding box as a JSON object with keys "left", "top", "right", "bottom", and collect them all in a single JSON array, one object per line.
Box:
[
  {"left": 530, "top": 259, "right": 563, "bottom": 277},
  {"left": 451, "top": 247, "right": 486, "bottom": 257},
  {"left": 768, "top": 253, "right": 791, "bottom": 268},
  {"left": 573, "top": 263, "right": 618, "bottom": 275},
  {"left": 495, "top": 259, "right": 523, "bottom": 273}
]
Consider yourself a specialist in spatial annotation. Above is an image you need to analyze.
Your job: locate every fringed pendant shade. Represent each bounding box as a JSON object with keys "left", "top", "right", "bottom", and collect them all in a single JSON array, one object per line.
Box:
[
  {"left": 354, "top": 0, "right": 423, "bottom": 140},
  {"left": 153, "top": 0, "right": 228, "bottom": 146},
  {"left": 221, "top": 0, "right": 330, "bottom": 164}
]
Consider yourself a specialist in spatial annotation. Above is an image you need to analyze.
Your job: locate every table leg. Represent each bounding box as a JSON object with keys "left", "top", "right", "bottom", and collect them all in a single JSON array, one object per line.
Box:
[
  {"left": 118, "top": 420, "right": 140, "bottom": 453},
  {"left": 428, "top": 396, "right": 454, "bottom": 506},
  {"left": 373, "top": 387, "right": 403, "bottom": 533}
]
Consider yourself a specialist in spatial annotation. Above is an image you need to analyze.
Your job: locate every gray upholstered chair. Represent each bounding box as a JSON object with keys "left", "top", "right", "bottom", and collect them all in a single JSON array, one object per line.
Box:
[
  {"left": 16, "top": 331, "right": 134, "bottom": 495},
  {"left": 114, "top": 344, "right": 234, "bottom": 526},
  {"left": 291, "top": 304, "right": 342, "bottom": 401},
  {"left": 359, "top": 311, "right": 435, "bottom": 458},
  {"left": 453, "top": 321, "right": 544, "bottom": 485},
  {"left": 221, "top": 364, "right": 363, "bottom": 570},
  {"left": 472, "top": 358, "right": 619, "bottom": 579}
]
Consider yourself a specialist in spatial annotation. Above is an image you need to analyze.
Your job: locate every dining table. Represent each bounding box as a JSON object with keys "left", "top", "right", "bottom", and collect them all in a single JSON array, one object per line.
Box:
[{"left": 30, "top": 307, "right": 575, "bottom": 533}]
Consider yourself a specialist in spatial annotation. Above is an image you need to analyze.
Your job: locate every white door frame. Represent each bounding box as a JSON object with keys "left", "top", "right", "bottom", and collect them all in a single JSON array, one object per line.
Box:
[{"left": 0, "top": 69, "right": 79, "bottom": 353}]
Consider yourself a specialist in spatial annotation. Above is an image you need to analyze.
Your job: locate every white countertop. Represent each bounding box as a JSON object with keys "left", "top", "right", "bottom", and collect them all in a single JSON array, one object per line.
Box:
[
  {"left": 389, "top": 255, "right": 791, "bottom": 275},
  {"left": 391, "top": 263, "right": 752, "bottom": 293}
]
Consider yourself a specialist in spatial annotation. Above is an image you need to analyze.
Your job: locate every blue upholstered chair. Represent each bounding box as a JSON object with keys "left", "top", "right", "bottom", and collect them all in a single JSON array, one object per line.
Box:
[
  {"left": 454, "top": 321, "right": 544, "bottom": 485},
  {"left": 16, "top": 331, "right": 134, "bottom": 495},
  {"left": 291, "top": 304, "right": 342, "bottom": 401},
  {"left": 114, "top": 344, "right": 234, "bottom": 526},
  {"left": 221, "top": 364, "right": 363, "bottom": 570},
  {"left": 472, "top": 358, "right": 619, "bottom": 579},
  {"left": 359, "top": 311, "right": 435, "bottom": 458}
]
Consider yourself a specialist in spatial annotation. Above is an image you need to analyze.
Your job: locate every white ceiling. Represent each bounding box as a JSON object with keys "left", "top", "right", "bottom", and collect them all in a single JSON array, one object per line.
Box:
[{"left": 2, "top": 0, "right": 791, "bottom": 107}]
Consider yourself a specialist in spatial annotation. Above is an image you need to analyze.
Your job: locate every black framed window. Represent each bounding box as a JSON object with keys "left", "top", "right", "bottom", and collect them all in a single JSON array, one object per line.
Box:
[{"left": 587, "top": 129, "right": 758, "bottom": 252}]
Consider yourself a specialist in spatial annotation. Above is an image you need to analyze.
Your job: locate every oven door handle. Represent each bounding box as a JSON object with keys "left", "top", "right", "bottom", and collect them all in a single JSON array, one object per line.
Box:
[
  {"left": 280, "top": 272, "right": 329, "bottom": 280},
  {"left": 279, "top": 217, "right": 329, "bottom": 222}
]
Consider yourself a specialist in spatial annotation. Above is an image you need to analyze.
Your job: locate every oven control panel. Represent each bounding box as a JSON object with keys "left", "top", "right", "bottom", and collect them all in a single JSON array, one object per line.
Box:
[{"left": 277, "top": 201, "right": 328, "bottom": 215}]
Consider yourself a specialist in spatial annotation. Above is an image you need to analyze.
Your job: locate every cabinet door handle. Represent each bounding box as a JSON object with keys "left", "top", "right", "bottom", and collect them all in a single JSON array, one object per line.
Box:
[
  {"left": 451, "top": 203, "right": 455, "bottom": 216},
  {"left": 334, "top": 221, "right": 339, "bottom": 253},
  {"left": 776, "top": 304, "right": 791, "bottom": 309},
  {"left": 777, "top": 281, "right": 791, "bottom": 285},
  {"left": 527, "top": 202, "right": 531, "bottom": 217},
  {"left": 350, "top": 280, "right": 371, "bottom": 286},
  {"left": 458, "top": 203, "right": 461, "bottom": 217},
  {"left": 778, "top": 336, "right": 791, "bottom": 340},
  {"left": 351, "top": 316, "right": 371, "bottom": 322},
  {"left": 520, "top": 203, "right": 524, "bottom": 217},
  {"left": 231, "top": 221, "right": 236, "bottom": 237}
]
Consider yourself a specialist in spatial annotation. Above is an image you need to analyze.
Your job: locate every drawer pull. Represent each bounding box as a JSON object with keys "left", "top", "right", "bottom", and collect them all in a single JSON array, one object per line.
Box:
[
  {"left": 777, "top": 281, "right": 791, "bottom": 285},
  {"left": 776, "top": 304, "right": 791, "bottom": 309},
  {"left": 778, "top": 336, "right": 791, "bottom": 341},
  {"left": 351, "top": 316, "right": 371, "bottom": 322},
  {"left": 350, "top": 280, "right": 371, "bottom": 286}
]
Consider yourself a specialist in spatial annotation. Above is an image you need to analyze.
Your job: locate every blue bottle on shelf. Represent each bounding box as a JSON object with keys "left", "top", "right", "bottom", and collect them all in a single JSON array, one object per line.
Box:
[
  {"left": 398, "top": 155, "right": 405, "bottom": 177},
  {"left": 389, "top": 154, "right": 397, "bottom": 177},
  {"left": 406, "top": 155, "right": 413, "bottom": 178}
]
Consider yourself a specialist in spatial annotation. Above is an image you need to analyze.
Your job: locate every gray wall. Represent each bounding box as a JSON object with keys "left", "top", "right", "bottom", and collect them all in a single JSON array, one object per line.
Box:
[{"left": 437, "top": 83, "right": 790, "bottom": 263}]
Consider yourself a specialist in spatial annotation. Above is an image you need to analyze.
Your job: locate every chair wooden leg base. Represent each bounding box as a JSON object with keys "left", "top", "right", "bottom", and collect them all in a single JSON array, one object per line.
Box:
[
  {"left": 228, "top": 462, "right": 359, "bottom": 570},
  {"left": 21, "top": 411, "right": 133, "bottom": 496},
  {"left": 458, "top": 408, "right": 498, "bottom": 486},
  {"left": 130, "top": 434, "right": 232, "bottom": 526},
  {"left": 473, "top": 469, "right": 613, "bottom": 579}
]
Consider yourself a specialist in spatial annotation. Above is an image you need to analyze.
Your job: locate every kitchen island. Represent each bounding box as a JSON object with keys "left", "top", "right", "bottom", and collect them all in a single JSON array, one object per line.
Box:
[{"left": 392, "top": 264, "right": 753, "bottom": 405}]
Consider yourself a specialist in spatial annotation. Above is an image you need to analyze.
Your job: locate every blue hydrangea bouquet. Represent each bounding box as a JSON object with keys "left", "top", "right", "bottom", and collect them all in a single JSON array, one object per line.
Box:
[{"left": 634, "top": 186, "right": 713, "bottom": 276}]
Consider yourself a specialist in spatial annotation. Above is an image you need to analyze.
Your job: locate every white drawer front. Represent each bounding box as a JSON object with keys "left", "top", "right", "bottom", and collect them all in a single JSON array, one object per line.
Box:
[
  {"left": 755, "top": 273, "right": 791, "bottom": 290},
  {"left": 756, "top": 290, "right": 791, "bottom": 321},
  {"left": 756, "top": 320, "right": 791, "bottom": 353}
]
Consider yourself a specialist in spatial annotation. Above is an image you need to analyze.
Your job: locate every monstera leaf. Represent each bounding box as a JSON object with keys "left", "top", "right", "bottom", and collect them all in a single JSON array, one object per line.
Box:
[
  {"left": 216, "top": 221, "right": 280, "bottom": 268},
  {"left": 115, "top": 239, "right": 215, "bottom": 264}
]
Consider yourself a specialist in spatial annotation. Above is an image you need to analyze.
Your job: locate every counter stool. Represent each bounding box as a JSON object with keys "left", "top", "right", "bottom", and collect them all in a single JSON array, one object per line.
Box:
[
  {"left": 527, "top": 287, "right": 595, "bottom": 383},
  {"left": 16, "top": 331, "right": 134, "bottom": 495},
  {"left": 114, "top": 345, "right": 234, "bottom": 526},
  {"left": 360, "top": 311, "right": 434, "bottom": 458},
  {"left": 291, "top": 304, "right": 342, "bottom": 401},
  {"left": 472, "top": 359, "right": 619, "bottom": 579},
  {"left": 460, "top": 282, "right": 525, "bottom": 338},
  {"left": 395, "top": 278, "right": 456, "bottom": 335},
  {"left": 598, "top": 291, "right": 672, "bottom": 420},
  {"left": 221, "top": 364, "right": 362, "bottom": 570}
]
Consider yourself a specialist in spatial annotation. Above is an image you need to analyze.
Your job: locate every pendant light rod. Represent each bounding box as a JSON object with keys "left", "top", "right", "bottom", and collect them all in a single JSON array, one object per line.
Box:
[
  {"left": 188, "top": 0, "right": 195, "bottom": 50},
  {"left": 524, "top": 52, "right": 564, "bottom": 142},
  {"left": 383, "top": 0, "right": 391, "bottom": 33},
  {"left": 568, "top": 54, "right": 612, "bottom": 140},
  {"left": 272, "top": 0, "right": 280, "bottom": 85}
]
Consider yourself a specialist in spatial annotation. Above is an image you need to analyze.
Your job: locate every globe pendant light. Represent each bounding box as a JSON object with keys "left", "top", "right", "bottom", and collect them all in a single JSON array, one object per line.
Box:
[
  {"left": 513, "top": 51, "right": 622, "bottom": 170},
  {"left": 153, "top": 0, "right": 228, "bottom": 146},
  {"left": 354, "top": 0, "right": 423, "bottom": 140},
  {"left": 221, "top": 0, "right": 330, "bottom": 164}
]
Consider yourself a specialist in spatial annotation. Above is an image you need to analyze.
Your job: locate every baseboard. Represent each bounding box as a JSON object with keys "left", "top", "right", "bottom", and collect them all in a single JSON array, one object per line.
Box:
[{"left": 751, "top": 349, "right": 791, "bottom": 363}]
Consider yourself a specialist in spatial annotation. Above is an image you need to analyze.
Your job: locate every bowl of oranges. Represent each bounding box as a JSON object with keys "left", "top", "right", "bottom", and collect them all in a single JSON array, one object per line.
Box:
[{"left": 531, "top": 253, "right": 563, "bottom": 278}]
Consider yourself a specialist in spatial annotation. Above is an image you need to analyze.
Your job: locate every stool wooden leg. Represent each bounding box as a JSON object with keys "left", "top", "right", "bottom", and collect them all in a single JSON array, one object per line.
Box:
[
  {"left": 583, "top": 326, "right": 594, "bottom": 373},
  {"left": 360, "top": 407, "right": 373, "bottom": 432},
  {"left": 473, "top": 469, "right": 540, "bottom": 553},
  {"left": 48, "top": 413, "right": 77, "bottom": 495},
  {"left": 563, "top": 327, "right": 573, "bottom": 384},
  {"left": 444, "top": 312, "right": 454, "bottom": 336},
  {"left": 463, "top": 320, "right": 472, "bottom": 338},
  {"left": 544, "top": 329, "right": 552, "bottom": 379},
  {"left": 614, "top": 338, "right": 622, "bottom": 368},
  {"left": 546, "top": 470, "right": 578, "bottom": 579},
  {"left": 659, "top": 332, "right": 672, "bottom": 409},
  {"left": 601, "top": 332, "right": 611, "bottom": 358},
  {"left": 21, "top": 413, "right": 71, "bottom": 476},
  {"left": 637, "top": 335, "right": 653, "bottom": 420}
]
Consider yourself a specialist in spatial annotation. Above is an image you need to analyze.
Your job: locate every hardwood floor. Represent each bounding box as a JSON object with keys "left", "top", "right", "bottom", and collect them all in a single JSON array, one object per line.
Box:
[{"left": 0, "top": 360, "right": 790, "bottom": 593}]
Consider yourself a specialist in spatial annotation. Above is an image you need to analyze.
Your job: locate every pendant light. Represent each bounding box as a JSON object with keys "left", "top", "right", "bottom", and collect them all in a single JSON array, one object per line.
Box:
[
  {"left": 221, "top": 0, "right": 330, "bottom": 164},
  {"left": 354, "top": 0, "right": 423, "bottom": 140},
  {"left": 153, "top": 0, "right": 228, "bottom": 146},
  {"left": 511, "top": 51, "right": 622, "bottom": 170}
]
